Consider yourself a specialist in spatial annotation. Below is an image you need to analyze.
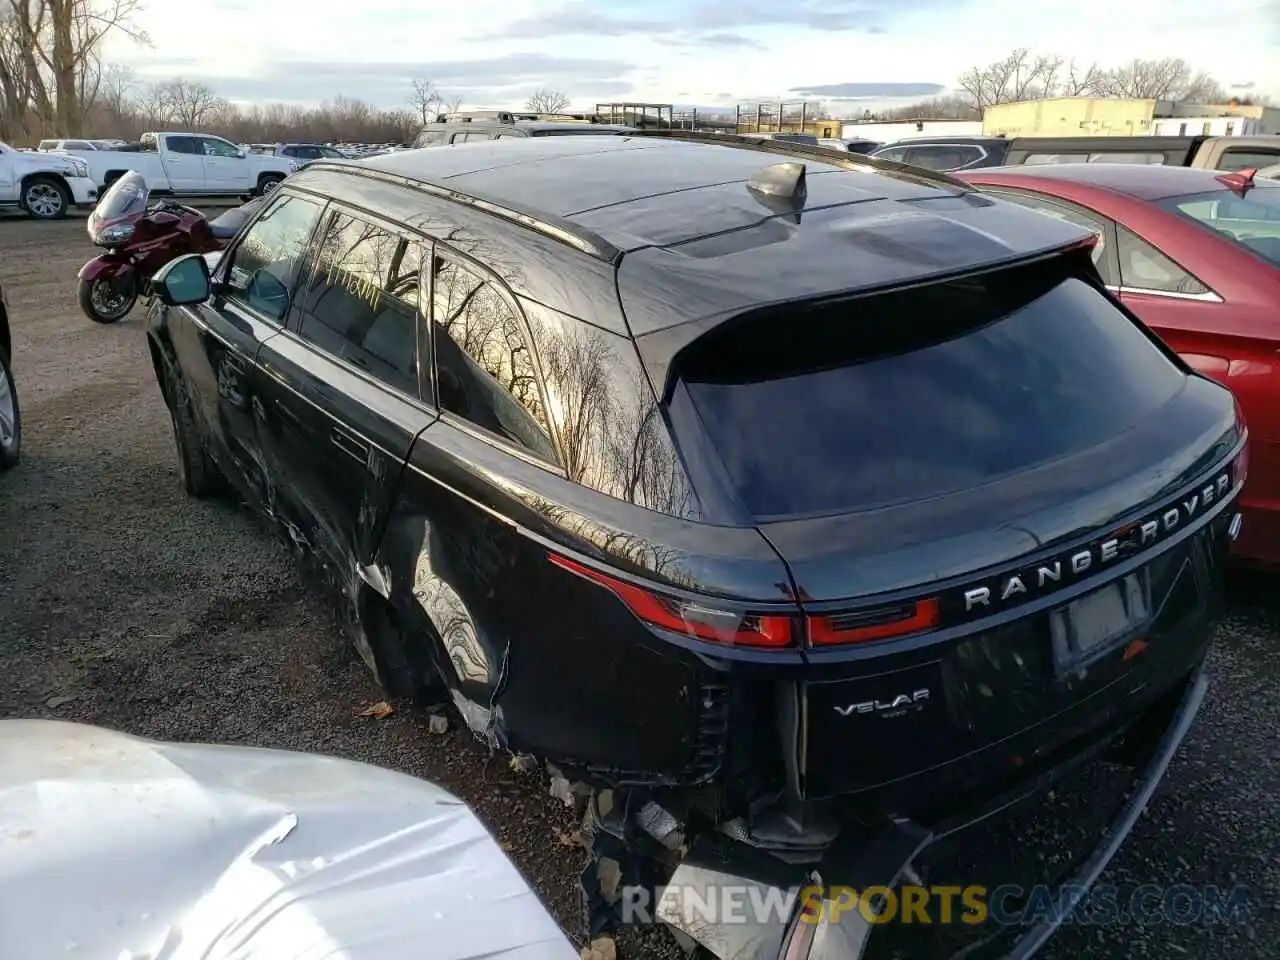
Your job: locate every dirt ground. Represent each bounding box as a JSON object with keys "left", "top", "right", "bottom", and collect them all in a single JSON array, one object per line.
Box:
[{"left": 0, "top": 209, "right": 1276, "bottom": 959}]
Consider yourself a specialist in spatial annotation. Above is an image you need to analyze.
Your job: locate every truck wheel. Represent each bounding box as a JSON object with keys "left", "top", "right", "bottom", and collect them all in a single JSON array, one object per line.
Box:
[
  {"left": 0, "top": 344, "right": 21, "bottom": 471},
  {"left": 23, "top": 176, "right": 70, "bottom": 220},
  {"left": 257, "top": 174, "right": 284, "bottom": 196}
]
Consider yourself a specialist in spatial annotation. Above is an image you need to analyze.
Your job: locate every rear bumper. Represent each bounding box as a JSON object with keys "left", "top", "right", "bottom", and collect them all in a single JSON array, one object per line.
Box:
[{"left": 657, "top": 663, "right": 1209, "bottom": 959}]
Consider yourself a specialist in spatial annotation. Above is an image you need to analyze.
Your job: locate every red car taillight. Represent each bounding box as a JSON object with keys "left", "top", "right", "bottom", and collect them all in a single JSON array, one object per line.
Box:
[
  {"left": 547, "top": 553, "right": 795, "bottom": 648},
  {"left": 549, "top": 552, "right": 941, "bottom": 649},
  {"left": 808, "top": 598, "right": 941, "bottom": 646}
]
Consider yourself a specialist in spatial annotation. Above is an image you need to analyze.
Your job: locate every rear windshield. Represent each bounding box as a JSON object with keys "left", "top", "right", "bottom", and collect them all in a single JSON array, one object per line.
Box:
[
  {"left": 1157, "top": 186, "right": 1280, "bottom": 267},
  {"left": 679, "top": 265, "right": 1186, "bottom": 520}
]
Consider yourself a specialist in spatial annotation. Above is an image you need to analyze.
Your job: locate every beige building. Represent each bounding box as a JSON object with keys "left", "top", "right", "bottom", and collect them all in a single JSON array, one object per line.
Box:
[{"left": 983, "top": 97, "right": 1280, "bottom": 137}]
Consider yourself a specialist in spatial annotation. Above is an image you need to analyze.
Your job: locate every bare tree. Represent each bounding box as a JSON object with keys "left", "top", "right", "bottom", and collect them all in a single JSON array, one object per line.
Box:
[
  {"left": 957, "top": 48, "right": 1065, "bottom": 110},
  {"left": 409, "top": 76, "right": 442, "bottom": 125},
  {"left": 871, "top": 95, "right": 980, "bottom": 121},
  {"left": 45, "top": 0, "right": 148, "bottom": 134},
  {"left": 525, "top": 87, "right": 569, "bottom": 113},
  {"left": 133, "top": 80, "right": 171, "bottom": 127},
  {"left": 1094, "top": 58, "right": 1224, "bottom": 100},
  {"left": 958, "top": 50, "right": 1229, "bottom": 111},
  {"left": 159, "top": 77, "right": 223, "bottom": 128},
  {"left": 1061, "top": 59, "right": 1103, "bottom": 97}
]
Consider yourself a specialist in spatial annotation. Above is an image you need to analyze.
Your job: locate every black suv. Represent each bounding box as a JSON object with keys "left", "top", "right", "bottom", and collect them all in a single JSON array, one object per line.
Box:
[
  {"left": 870, "top": 135, "right": 1014, "bottom": 171},
  {"left": 143, "top": 131, "right": 1244, "bottom": 958},
  {"left": 413, "top": 110, "right": 631, "bottom": 147},
  {"left": 273, "top": 143, "right": 350, "bottom": 161}
]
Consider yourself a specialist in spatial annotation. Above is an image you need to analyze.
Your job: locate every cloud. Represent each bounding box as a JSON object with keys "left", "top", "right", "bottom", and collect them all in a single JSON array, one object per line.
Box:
[
  {"left": 789, "top": 82, "right": 948, "bottom": 98},
  {"left": 136, "top": 54, "right": 637, "bottom": 107},
  {"left": 669, "top": 32, "right": 768, "bottom": 50},
  {"left": 476, "top": 0, "right": 928, "bottom": 40}
]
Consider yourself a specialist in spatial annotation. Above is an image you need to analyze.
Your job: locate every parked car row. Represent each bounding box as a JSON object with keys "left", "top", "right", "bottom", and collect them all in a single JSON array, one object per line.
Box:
[
  {"left": 867, "top": 133, "right": 1280, "bottom": 173},
  {"left": 135, "top": 130, "right": 1249, "bottom": 959}
]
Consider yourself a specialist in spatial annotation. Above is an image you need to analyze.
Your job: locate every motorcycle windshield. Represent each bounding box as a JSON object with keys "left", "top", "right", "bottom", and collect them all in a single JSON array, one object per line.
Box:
[{"left": 88, "top": 171, "right": 149, "bottom": 242}]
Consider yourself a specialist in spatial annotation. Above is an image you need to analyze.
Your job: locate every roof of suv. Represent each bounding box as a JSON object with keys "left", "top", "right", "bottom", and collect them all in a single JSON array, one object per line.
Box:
[{"left": 297, "top": 133, "right": 1089, "bottom": 333}]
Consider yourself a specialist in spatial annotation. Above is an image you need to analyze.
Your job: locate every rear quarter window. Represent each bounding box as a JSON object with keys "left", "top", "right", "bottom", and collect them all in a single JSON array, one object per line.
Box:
[{"left": 677, "top": 266, "right": 1186, "bottom": 520}]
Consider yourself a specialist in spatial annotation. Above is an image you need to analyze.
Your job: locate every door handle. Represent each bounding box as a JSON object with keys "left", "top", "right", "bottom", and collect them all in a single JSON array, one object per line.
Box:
[{"left": 331, "top": 427, "right": 370, "bottom": 464}]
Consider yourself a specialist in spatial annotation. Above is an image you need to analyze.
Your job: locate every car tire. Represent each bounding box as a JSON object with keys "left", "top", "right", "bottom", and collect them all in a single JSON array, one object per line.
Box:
[
  {"left": 0, "top": 345, "right": 21, "bottom": 471},
  {"left": 22, "top": 175, "right": 70, "bottom": 221},
  {"left": 162, "top": 364, "right": 224, "bottom": 498},
  {"left": 256, "top": 174, "right": 284, "bottom": 197}
]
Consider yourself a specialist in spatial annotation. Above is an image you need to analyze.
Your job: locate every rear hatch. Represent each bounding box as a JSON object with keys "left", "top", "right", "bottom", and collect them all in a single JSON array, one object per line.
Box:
[{"left": 662, "top": 249, "right": 1244, "bottom": 808}]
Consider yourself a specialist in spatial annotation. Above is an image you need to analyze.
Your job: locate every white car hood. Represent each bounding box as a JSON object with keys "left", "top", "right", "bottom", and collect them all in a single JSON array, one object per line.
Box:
[{"left": 0, "top": 720, "right": 577, "bottom": 960}]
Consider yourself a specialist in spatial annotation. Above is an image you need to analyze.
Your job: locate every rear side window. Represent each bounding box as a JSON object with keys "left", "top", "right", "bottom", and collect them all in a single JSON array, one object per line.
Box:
[
  {"left": 677, "top": 266, "right": 1185, "bottom": 520},
  {"left": 431, "top": 253, "right": 559, "bottom": 463},
  {"left": 1115, "top": 226, "right": 1210, "bottom": 294},
  {"left": 295, "top": 212, "right": 424, "bottom": 397}
]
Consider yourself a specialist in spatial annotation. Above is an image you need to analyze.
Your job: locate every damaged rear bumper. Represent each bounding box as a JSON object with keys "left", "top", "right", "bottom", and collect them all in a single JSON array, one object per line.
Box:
[{"left": 655, "top": 664, "right": 1208, "bottom": 960}]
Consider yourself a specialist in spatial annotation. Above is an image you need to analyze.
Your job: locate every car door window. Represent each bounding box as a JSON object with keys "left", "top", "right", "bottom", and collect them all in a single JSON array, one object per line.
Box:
[
  {"left": 873, "top": 147, "right": 908, "bottom": 163},
  {"left": 431, "top": 254, "right": 559, "bottom": 463},
  {"left": 201, "top": 137, "right": 241, "bottom": 158},
  {"left": 295, "top": 212, "right": 424, "bottom": 398},
  {"left": 224, "top": 193, "right": 326, "bottom": 322},
  {"left": 1115, "top": 226, "right": 1210, "bottom": 295},
  {"left": 166, "top": 136, "right": 201, "bottom": 155},
  {"left": 1087, "top": 152, "right": 1165, "bottom": 165},
  {"left": 1022, "top": 153, "right": 1089, "bottom": 165},
  {"left": 904, "top": 145, "right": 981, "bottom": 171},
  {"left": 1216, "top": 149, "right": 1280, "bottom": 172}
]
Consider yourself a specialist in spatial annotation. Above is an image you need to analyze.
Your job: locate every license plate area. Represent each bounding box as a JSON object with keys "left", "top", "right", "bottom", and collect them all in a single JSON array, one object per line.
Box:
[{"left": 1050, "top": 571, "right": 1150, "bottom": 675}]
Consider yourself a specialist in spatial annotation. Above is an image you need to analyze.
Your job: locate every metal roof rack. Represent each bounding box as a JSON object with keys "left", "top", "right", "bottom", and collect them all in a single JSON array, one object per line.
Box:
[
  {"left": 297, "top": 160, "right": 624, "bottom": 263},
  {"left": 620, "top": 129, "right": 972, "bottom": 190},
  {"left": 432, "top": 110, "right": 517, "bottom": 124}
]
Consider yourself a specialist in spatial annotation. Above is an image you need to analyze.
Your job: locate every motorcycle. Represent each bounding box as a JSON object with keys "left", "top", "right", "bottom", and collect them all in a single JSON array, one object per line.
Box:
[{"left": 78, "top": 170, "right": 264, "bottom": 324}]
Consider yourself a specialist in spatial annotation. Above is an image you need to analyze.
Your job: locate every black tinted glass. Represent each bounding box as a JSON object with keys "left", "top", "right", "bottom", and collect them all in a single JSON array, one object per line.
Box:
[
  {"left": 681, "top": 274, "right": 1184, "bottom": 520},
  {"left": 431, "top": 256, "right": 558, "bottom": 462},
  {"left": 226, "top": 194, "right": 325, "bottom": 321},
  {"left": 296, "top": 213, "right": 422, "bottom": 397}
]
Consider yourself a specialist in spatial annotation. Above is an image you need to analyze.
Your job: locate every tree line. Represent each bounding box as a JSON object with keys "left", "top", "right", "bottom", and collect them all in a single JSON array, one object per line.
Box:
[{"left": 866, "top": 50, "right": 1262, "bottom": 122}]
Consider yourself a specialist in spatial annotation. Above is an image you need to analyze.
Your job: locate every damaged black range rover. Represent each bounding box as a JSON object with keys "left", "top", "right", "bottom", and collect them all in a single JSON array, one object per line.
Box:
[{"left": 145, "top": 132, "right": 1246, "bottom": 959}]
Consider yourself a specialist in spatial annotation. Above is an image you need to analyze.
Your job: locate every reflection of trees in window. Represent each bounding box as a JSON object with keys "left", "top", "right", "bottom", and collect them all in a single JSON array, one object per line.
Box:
[
  {"left": 432, "top": 257, "right": 551, "bottom": 442},
  {"left": 528, "top": 306, "right": 695, "bottom": 520},
  {"left": 313, "top": 215, "right": 400, "bottom": 306}
]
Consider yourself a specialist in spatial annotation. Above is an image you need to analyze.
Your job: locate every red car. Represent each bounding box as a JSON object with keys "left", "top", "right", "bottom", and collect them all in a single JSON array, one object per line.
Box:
[{"left": 956, "top": 164, "right": 1280, "bottom": 566}]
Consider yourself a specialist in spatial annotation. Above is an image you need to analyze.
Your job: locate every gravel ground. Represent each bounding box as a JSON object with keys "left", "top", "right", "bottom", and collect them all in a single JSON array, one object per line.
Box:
[{"left": 0, "top": 211, "right": 1275, "bottom": 959}]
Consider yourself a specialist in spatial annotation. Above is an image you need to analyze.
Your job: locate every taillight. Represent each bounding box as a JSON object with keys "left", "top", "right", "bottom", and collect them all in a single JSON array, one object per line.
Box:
[
  {"left": 547, "top": 552, "right": 795, "bottom": 648},
  {"left": 808, "top": 598, "right": 940, "bottom": 646}
]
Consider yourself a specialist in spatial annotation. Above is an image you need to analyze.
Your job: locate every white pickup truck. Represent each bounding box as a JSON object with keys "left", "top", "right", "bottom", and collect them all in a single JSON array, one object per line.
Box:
[
  {"left": 55, "top": 131, "right": 300, "bottom": 200},
  {"left": 0, "top": 140, "right": 99, "bottom": 219}
]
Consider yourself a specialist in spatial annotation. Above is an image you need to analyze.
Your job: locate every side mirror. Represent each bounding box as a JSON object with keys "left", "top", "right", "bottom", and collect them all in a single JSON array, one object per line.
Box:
[
  {"left": 152, "top": 253, "right": 211, "bottom": 306},
  {"left": 236, "top": 149, "right": 246, "bottom": 159}
]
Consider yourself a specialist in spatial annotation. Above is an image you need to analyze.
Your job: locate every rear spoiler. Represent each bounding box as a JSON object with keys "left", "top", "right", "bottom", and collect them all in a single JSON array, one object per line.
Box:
[{"left": 633, "top": 237, "right": 1102, "bottom": 406}]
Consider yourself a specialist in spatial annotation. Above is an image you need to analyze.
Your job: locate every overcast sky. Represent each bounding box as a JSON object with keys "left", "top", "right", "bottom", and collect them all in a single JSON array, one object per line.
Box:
[{"left": 104, "top": 0, "right": 1280, "bottom": 112}]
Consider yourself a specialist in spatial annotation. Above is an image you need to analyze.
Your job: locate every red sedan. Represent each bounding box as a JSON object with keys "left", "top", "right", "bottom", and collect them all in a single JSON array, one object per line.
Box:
[{"left": 956, "top": 164, "right": 1280, "bottom": 567}]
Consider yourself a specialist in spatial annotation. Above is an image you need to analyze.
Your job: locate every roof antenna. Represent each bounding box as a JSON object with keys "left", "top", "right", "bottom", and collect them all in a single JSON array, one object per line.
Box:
[{"left": 746, "top": 161, "right": 808, "bottom": 216}]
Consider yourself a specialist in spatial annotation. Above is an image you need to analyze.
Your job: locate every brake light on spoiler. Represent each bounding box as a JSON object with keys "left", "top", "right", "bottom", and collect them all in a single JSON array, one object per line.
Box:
[{"left": 547, "top": 551, "right": 939, "bottom": 649}]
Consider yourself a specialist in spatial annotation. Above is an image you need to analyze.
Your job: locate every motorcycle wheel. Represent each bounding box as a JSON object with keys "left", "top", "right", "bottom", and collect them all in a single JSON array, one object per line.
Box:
[{"left": 78, "top": 275, "right": 138, "bottom": 324}]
